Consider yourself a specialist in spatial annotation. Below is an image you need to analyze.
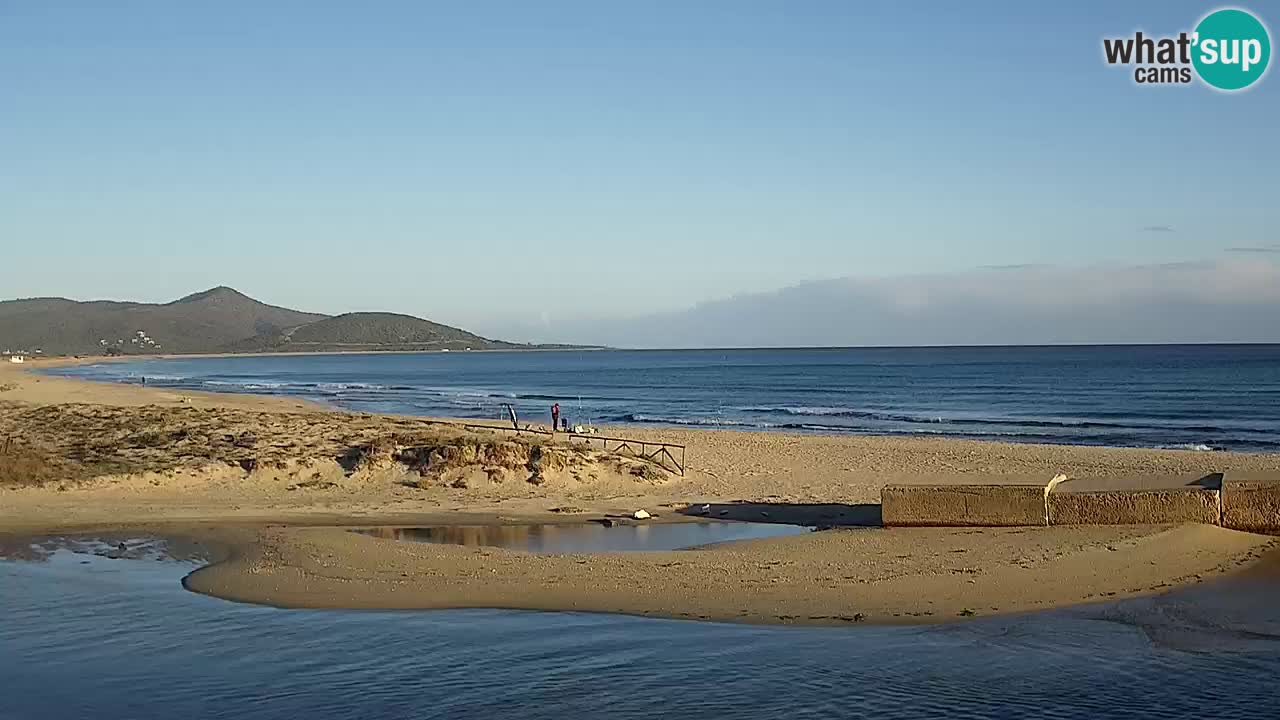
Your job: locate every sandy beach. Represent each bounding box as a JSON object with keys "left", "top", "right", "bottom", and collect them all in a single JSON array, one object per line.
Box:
[{"left": 3, "top": 357, "right": 1279, "bottom": 624}]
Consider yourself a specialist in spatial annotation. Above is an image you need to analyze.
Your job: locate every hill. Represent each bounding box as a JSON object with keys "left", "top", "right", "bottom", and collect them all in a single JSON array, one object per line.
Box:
[
  {"left": 0, "top": 287, "right": 326, "bottom": 355},
  {"left": 231, "top": 312, "right": 515, "bottom": 353},
  {"left": 0, "top": 287, "right": 541, "bottom": 355}
]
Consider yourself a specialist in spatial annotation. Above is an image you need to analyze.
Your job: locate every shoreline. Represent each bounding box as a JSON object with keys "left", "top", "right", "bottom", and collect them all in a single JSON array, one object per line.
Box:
[
  {"left": 4, "top": 357, "right": 1280, "bottom": 625},
  {"left": 19, "top": 345, "right": 607, "bottom": 368},
  {"left": 27, "top": 354, "right": 1280, "bottom": 455}
]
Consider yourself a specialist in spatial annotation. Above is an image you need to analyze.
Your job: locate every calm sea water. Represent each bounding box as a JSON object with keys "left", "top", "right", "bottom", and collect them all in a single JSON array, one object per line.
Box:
[
  {"left": 2, "top": 537, "right": 1280, "bottom": 720},
  {"left": 51, "top": 346, "right": 1280, "bottom": 451}
]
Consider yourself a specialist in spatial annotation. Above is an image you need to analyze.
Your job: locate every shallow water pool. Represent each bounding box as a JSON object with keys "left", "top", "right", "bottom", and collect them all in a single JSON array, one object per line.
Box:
[{"left": 355, "top": 521, "right": 811, "bottom": 553}]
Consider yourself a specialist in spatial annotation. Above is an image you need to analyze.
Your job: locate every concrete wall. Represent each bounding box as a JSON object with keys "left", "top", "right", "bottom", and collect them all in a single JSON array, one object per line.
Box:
[
  {"left": 1049, "top": 488, "right": 1219, "bottom": 526},
  {"left": 882, "top": 472, "right": 1280, "bottom": 531},
  {"left": 881, "top": 484, "right": 1048, "bottom": 527},
  {"left": 1222, "top": 474, "right": 1280, "bottom": 532}
]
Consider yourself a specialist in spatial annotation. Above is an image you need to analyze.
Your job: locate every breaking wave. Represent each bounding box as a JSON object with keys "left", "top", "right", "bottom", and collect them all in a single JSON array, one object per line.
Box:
[
  {"left": 625, "top": 414, "right": 773, "bottom": 428},
  {"left": 736, "top": 406, "right": 1254, "bottom": 434}
]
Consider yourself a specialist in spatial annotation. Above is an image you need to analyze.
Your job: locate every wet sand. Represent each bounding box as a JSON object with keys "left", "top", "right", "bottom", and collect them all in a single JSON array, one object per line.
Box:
[
  {"left": 176, "top": 523, "right": 1276, "bottom": 624},
  {"left": 3, "top": 357, "right": 1280, "bottom": 624}
]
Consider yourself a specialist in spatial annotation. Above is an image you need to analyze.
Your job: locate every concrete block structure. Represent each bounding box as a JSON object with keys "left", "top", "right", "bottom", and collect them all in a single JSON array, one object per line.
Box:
[
  {"left": 882, "top": 482, "right": 1051, "bottom": 527},
  {"left": 1221, "top": 473, "right": 1280, "bottom": 532},
  {"left": 1047, "top": 474, "right": 1221, "bottom": 526},
  {"left": 881, "top": 471, "right": 1280, "bottom": 531}
]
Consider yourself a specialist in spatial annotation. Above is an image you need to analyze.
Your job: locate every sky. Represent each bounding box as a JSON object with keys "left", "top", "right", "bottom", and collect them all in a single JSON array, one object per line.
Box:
[{"left": 2, "top": 1, "right": 1277, "bottom": 344}]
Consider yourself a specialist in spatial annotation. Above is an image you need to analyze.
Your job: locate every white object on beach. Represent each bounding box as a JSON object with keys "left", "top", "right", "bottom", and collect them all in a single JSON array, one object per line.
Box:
[
  {"left": 697, "top": 504, "right": 711, "bottom": 515},
  {"left": 632, "top": 509, "right": 651, "bottom": 520}
]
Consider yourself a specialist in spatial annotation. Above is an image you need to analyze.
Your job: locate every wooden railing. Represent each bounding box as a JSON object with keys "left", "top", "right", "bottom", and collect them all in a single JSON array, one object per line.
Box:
[
  {"left": 565, "top": 433, "right": 686, "bottom": 476},
  {"left": 415, "top": 418, "right": 687, "bottom": 476}
]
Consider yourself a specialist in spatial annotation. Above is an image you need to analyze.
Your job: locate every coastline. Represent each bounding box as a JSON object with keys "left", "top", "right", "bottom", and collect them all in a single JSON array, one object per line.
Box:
[
  {"left": 4, "top": 357, "right": 1280, "bottom": 625},
  {"left": 38, "top": 348, "right": 1280, "bottom": 455}
]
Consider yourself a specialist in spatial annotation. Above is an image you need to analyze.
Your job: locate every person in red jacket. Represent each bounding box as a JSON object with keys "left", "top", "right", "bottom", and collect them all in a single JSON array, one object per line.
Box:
[{"left": 550, "top": 403, "right": 560, "bottom": 433}]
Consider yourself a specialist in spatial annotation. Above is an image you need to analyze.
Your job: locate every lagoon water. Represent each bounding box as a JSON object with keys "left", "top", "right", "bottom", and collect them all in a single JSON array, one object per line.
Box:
[
  {"left": 51, "top": 344, "right": 1280, "bottom": 451},
  {"left": 3, "top": 538, "right": 1280, "bottom": 720},
  {"left": 355, "top": 521, "right": 811, "bottom": 553}
]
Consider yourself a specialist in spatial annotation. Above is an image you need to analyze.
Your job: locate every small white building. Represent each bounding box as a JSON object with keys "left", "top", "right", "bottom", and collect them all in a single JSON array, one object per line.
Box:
[{"left": 8, "top": 355, "right": 25, "bottom": 364}]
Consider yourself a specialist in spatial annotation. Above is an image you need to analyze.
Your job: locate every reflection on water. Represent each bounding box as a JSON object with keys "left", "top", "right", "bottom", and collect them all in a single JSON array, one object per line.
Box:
[
  {"left": 0, "top": 534, "right": 209, "bottom": 564},
  {"left": 356, "top": 521, "right": 811, "bottom": 553},
  {"left": 2, "top": 537, "right": 1279, "bottom": 720}
]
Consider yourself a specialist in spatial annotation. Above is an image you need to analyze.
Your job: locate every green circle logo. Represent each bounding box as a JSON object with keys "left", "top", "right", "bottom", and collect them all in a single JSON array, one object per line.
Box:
[{"left": 1192, "top": 8, "right": 1271, "bottom": 90}]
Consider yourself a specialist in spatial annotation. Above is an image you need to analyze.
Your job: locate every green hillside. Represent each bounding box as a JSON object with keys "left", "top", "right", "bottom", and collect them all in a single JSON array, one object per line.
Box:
[{"left": 0, "top": 287, "right": 553, "bottom": 355}]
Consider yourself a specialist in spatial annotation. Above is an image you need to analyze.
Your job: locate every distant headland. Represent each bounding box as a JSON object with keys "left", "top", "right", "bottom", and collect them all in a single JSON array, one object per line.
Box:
[{"left": 0, "top": 286, "right": 590, "bottom": 356}]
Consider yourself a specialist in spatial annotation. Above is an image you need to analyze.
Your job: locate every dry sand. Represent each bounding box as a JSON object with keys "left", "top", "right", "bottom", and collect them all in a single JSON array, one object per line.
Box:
[{"left": 3, "top": 357, "right": 1279, "bottom": 624}]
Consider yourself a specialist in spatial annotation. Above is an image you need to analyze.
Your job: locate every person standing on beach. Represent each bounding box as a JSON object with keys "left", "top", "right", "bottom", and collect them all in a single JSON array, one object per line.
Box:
[{"left": 551, "top": 403, "right": 560, "bottom": 433}]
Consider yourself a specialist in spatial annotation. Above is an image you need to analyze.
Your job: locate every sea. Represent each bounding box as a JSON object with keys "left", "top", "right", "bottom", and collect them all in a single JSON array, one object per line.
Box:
[
  {"left": 2, "top": 537, "right": 1279, "bottom": 720},
  {"left": 47, "top": 345, "right": 1280, "bottom": 451}
]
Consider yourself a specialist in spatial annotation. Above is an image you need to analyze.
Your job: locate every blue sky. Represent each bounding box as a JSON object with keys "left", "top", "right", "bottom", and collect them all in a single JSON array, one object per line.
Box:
[{"left": 2, "top": 1, "right": 1276, "bottom": 342}]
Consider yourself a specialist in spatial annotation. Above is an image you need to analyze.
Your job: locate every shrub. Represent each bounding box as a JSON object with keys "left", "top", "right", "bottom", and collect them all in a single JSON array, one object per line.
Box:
[{"left": 0, "top": 436, "right": 69, "bottom": 487}]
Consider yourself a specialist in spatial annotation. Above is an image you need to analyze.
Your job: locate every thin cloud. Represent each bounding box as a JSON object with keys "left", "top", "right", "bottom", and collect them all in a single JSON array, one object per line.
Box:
[
  {"left": 1140, "top": 225, "right": 1175, "bottom": 233},
  {"left": 976, "top": 263, "right": 1047, "bottom": 271},
  {"left": 1226, "top": 245, "right": 1280, "bottom": 254},
  {"left": 556, "top": 258, "right": 1280, "bottom": 347}
]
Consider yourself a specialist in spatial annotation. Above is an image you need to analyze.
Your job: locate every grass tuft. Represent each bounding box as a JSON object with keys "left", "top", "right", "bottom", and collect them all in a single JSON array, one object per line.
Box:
[{"left": 0, "top": 435, "right": 68, "bottom": 487}]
